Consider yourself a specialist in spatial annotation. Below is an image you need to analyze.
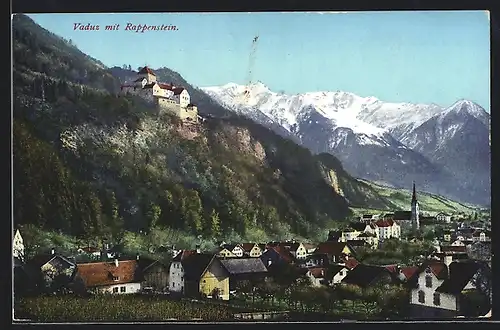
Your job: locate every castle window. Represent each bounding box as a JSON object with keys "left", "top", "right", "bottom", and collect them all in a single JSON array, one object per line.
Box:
[{"left": 418, "top": 290, "right": 425, "bottom": 303}]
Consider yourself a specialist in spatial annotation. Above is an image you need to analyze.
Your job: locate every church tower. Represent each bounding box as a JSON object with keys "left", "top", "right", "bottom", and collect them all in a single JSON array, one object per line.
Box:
[{"left": 410, "top": 181, "right": 420, "bottom": 230}]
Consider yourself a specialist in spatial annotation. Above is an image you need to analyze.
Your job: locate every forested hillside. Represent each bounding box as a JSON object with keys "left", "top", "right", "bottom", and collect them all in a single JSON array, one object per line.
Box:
[{"left": 13, "top": 14, "right": 397, "bottom": 249}]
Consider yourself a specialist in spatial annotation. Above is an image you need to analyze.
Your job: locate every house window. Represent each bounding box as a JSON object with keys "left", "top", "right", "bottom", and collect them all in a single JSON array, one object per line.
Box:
[
  {"left": 112, "top": 276, "right": 120, "bottom": 281},
  {"left": 425, "top": 276, "right": 433, "bottom": 288},
  {"left": 418, "top": 290, "right": 425, "bottom": 303},
  {"left": 120, "top": 286, "right": 126, "bottom": 293},
  {"left": 203, "top": 280, "right": 206, "bottom": 283},
  {"left": 181, "top": 276, "right": 184, "bottom": 281},
  {"left": 433, "top": 293, "right": 441, "bottom": 306},
  {"left": 113, "top": 287, "right": 119, "bottom": 293},
  {"left": 172, "top": 283, "right": 175, "bottom": 287}
]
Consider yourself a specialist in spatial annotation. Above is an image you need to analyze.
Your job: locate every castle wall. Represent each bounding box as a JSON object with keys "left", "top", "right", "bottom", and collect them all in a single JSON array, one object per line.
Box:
[
  {"left": 158, "top": 98, "right": 181, "bottom": 116},
  {"left": 179, "top": 105, "right": 198, "bottom": 121}
]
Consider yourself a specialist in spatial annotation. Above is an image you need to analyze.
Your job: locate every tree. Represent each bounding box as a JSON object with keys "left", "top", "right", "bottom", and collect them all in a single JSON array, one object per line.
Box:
[
  {"left": 145, "top": 202, "right": 162, "bottom": 229},
  {"left": 207, "top": 209, "right": 221, "bottom": 237}
]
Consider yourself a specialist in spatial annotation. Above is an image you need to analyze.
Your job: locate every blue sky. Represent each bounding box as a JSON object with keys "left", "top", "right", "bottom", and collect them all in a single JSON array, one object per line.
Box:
[{"left": 27, "top": 11, "right": 490, "bottom": 111}]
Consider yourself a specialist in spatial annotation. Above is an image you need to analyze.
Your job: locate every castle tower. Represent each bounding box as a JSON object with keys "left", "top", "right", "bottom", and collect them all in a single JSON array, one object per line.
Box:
[
  {"left": 410, "top": 181, "right": 420, "bottom": 230},
  {"left": 138, "top": 66, "right": 157, "bottom": 84}
]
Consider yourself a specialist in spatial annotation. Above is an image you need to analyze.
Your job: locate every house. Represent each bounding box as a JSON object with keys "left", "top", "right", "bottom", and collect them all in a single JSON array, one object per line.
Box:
[
  {"left": 300, "top": 253, "right": 329, "bottom": 268},
  {"left": 315, "top": 242, "right": 355, "bottom": 264},
  {"left": 260, "top": 246, "right": 294, "bottom": 268},
  {"left": 436, "top": 213, "right": 452, "bottom": 223},
  {"left": 179, "top": 253, "right": 215, "bottom": 298},
  {"left": 443, "top": 231, "right": 452, "bottom": 242},
  {"left": 355, "top": 232, "right": 379, "bottom": 249},
  {"left": 169, "top": 250, "right": 197, "bottom": 294},
  {"left": 408, "top": 259, "right": 492, "bottom": 318},
  {"left": 13, "top": 229, "right": 25, "bottom": 262},
  {"left": 305, "top": 267, "right": 328, "bottom": 287},
  {"left": 302, "top": 243, "right": 318, "bottom": 255},
  {"left": 199, "top": 256, "right": 230, "bottom": 300},
  {"left": 75, "top": 259, "right": 141, "bottom": 294},
  {"left": 327, "top": 264, "right": 349, "bottom": 285},
  {"left": 219, "top": 258, "right": 268, "bottom": 290},
  {"left": 472, "top": 231, "right": 487, "bottom": 242},
  {"left": 341, "top": 264, "right": 394, "bottom": 288},
  {"left": 219, "top": 244, "right": 244, "bottom": 258},
  {"left": 240, "top": 243, "right": 263, "bottom": 257},
  {"left": 374, "top": 219, "right": 401, "bottom": 240},
  {"left": 280, "top": 242, "right": 308, "bottom": 259},
  {"left": 137, "top": 257, "right": 169, "bottom": 292},
  {"left": 25, "top": 252, "right": 77, "bottom": 292},
  {"left": 340, "top": 227, "right": 362, "bottom": 242}
]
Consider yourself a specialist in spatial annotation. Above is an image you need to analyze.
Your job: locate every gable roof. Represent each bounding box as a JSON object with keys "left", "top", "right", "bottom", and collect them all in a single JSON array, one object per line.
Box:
[
  {"left": 344, "top": 258, "right": 360, "bottom": 270},
  {"left": 302, "top": 243, "right": 317, "bottom": 250},
  {"left": 240, "top": 243, "right": 257, "bottom": 252},
  {"left": 307, "top": 267, "right": 327, "bottom": 279},
  {"left": 221, "top": 244, "right": 241, "bottom": 252},
  {"left": 220, "top": 258, "right": 268, "bottom": 275},
  {"left": 374, "top": 219, "right": 395, "bottom": 227},
  {"left": 172, "top": 250, "right": 197, "bottom": 262},
  {"left": 182, "top": 253, "right": 214, "bottom": 281},
  {"left": 435, "top": 261, "right": 487, "bottom": 294},
  {"left": 76, "top": 260, "right": 139, "bottom": 287},
  {"left": 133, "top": 77, "right": 146, "bottom": 82},
  {"left": 138, "top": 66, "right": 156, "bottom": 75},
  {"left": 173, "top": 87, "right": 185, "bottom": 95},
  {"left": 27, "top": 254, "right": 75, "bottom": 269},
  {"left": 342, "top": 264, "right": 392, "bottom": 288},
  {"left": 327, "top": 264, "right": 347, "bottom": 276},
  {"left": 315, "top": 242, "right": 351, "bottom": 256},
  {"left": 400, "top": 266, "right": 419, "bottom": 280},
  {"left": 270, "top": 246, "right": 294, "bottom": 263},
  {"left": 407, "top": 261, "right": 449, "bottom": 287}
]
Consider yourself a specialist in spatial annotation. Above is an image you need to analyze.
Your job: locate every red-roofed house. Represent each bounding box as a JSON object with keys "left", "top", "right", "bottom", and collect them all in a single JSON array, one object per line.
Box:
[
  {"left": 305, "top": 267, "right": 327, "bottom": 287},
  {"left": 75, "top": 259, "right": 141, "bottom": 294},
  {"left": 374, "top": 219, "right": 401, "bottom": 240}
]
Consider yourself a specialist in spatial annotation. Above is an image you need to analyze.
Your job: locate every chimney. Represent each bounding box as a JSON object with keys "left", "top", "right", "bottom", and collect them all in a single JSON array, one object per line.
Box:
[
  {"left": 51, "top": 248, "right": 55, "bottom": 255},
  {"left": 321, "top": 269, "right": 325, "bottom": 277},
  {"left": 114, "top": 259, "right": 119, "bottom": 267},
  {"left": 136, "top": 253, "right": 140, "bottom": 261},
  {"left": 195, "top": 244, "right": 201, "bottom": 253}
]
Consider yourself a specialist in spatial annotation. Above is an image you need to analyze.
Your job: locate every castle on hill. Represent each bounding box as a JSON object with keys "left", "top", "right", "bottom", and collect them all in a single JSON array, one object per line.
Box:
[{"left": 120, "top": 66, "right": 198, "bottom": 122}]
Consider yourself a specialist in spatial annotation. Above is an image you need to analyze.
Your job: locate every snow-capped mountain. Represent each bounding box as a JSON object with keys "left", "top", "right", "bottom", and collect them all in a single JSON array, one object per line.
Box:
[{"left": 201, "top": 82, "right": 490, "bottom": 205}]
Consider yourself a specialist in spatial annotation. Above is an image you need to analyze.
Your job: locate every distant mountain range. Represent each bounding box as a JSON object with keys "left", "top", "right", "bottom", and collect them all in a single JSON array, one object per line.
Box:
[{"left": 201, "top": 82, "right": 491, "bottom": 206}]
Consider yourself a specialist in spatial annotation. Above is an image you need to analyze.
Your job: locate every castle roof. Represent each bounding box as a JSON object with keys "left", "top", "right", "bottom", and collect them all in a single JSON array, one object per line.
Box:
[
  {"left": 173, "top": 87, "right": 185, "bottom": 95},
  {"left": 138, "top": 66, "right": 156, "bottom": 76}
]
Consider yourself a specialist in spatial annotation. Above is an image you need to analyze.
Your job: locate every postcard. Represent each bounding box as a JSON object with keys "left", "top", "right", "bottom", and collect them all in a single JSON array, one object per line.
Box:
[{"left": 11, "top": 11, "right": 491, "bottom": 322}]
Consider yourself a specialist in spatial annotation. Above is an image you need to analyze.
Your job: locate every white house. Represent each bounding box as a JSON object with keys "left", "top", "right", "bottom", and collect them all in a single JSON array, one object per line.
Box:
[
  {"left": 306, "top": 267, "right": 327, "bottom": 287},
  {"left": 436, "top": 213, "right": 452, "bottom": 223},
  {"left": 220, "top": 244, "right": 244, "bottom": 258},
  {"left": 374, "top": 219, "right": 401, "bottom": 240},
  {"left": 13, "top": 229, "right": 25, "bottom": 261},
  {"left": 409, "top": 258, "right": 491, "bottom": 318},
  {"left": 75, "top": 259, "right": 141, "bottom": 294},
  {"left": 329, "top": 265, "right": 349, "bottom": 285},
  {"left": 281, "top": 242, "right": 308, "bottom": 259},
  {"left": 169, "top": 250, "right": 197, "bottom": 293}
]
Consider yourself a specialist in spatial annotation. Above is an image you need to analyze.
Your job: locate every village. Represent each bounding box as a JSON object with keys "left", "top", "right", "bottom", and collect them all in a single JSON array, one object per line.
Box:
[{"left": 12, "top": 182, "right": 492, "bottom": 320}]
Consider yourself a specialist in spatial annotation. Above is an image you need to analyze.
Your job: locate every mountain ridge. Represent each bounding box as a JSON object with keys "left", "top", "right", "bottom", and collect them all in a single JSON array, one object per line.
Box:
[{"left": 201, "top": 82, "right": 490, "bottom": 206}]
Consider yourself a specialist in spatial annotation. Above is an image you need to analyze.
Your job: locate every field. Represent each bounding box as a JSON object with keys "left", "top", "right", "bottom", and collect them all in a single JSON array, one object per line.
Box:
[
  {"left": 14, "top": 295, "right": 244, "bottom": 322},
  {"left": 353, "top": 180, "right": 479, "bottom": 215}
]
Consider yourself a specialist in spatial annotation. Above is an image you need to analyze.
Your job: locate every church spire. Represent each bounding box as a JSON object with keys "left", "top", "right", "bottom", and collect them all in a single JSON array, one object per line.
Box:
[{"left": 411, "top": 181, "right": 417, "bottom": 203}]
